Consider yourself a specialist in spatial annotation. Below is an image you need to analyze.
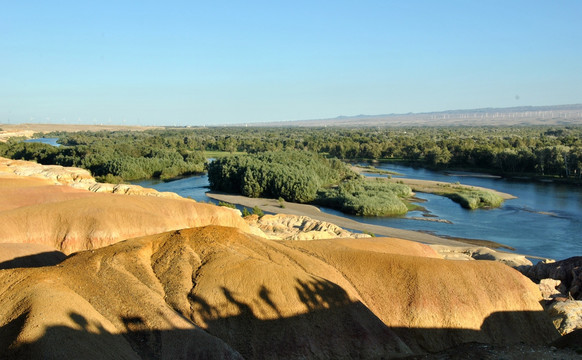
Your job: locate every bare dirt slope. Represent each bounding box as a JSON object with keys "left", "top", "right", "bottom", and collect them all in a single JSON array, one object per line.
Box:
[
  {"left": 0, "top": 176, "right": 250, "bottom": 254},
  {"left": 0, "top": 226, "right": 559, "bottom": 359}
]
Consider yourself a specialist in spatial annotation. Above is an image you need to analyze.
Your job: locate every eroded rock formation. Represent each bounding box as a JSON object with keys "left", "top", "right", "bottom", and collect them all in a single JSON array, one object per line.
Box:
[
  {"left": 0, "top": 172, "right": 251, "bottom": 254},
  {"left": 0, "top": 227, "right": 559, "bottom": 358},
  {"left": 0, "top": 157, "right": 179, "bottom": 198},
  {"left": 245, "top": 213, "right": 371, "bottom": 240},
  {"left": 0, "top": 157, "right": 567, "bottom": 358}
]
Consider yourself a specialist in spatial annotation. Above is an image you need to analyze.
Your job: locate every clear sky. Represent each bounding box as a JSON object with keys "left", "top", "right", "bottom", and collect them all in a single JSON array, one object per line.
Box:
[{"left": 2, "top": 1, "right": 581, "bottom": 126}]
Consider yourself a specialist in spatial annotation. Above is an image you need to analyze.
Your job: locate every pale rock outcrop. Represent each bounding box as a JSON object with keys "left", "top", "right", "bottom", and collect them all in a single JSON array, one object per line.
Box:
[
  {"left": 539, "top": 278, "right": 566, "bottom": 300},
  {"left": 524, "top": 257, "right": 582, "bottom": 300},
  {"left": 547, "top": 300, "right": 582, "bottom": 335},
  {"left": 0, "top": 157, "right": 179, "bottom": 199},
  {"left": 84, "top": 182, "right": 181, "bottom": 199},
  {"left": 430, "top": 245, "right": 533, "bottom": 268},
  {"left": 0, "top": 158, "right": 94, "bottom": 185},
  {"left": 245, "top": 213, "right": 371, "bottom": 240},
  {"left": 520, "top": 257, "right": 582, "bottom": 336}
]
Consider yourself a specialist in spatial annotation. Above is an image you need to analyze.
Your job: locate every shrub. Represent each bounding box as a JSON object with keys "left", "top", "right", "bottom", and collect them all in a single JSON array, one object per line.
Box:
[
  {"left": 445, "top": 190, "right": 504, "bottom": 209},
  {"left": 218, "top": 201, "right": 236, "bottom": 209},
  {"left": 314, "top": 179, "right": 411, "bottom": 216},
  {"left": 208, "top": 150, "right": 356, "bottom": 203},
  {"left": 252, "top": 206, "right": 264, "bottom": 217}
]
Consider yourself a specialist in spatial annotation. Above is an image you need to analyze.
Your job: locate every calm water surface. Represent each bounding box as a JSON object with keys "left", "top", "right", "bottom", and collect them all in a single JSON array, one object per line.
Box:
[
  {"left": 26, "top": 138, "right": 580, "bottom": 259},
  {"left": 138, "top": 164, "right": 582, "bottom": 260},
  {"left": 23, "top": 137, "right": 61, "bottom": 147}
]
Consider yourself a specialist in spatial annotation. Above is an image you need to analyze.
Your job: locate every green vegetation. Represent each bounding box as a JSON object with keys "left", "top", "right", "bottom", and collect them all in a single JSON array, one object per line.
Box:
[
  {"left": 252, "top": 206, "right": 264, "bottom": 217},
  {"left": 358, "top": 165, "right": 400, "bottom": 176},
  {"left": 442, "top": 189, "right": 504, "bottom": 210},
  {"left": 432, "top": 183, "right": 505, "bottom": 209},
  {"left": 3, "top": 126, "right": 582, "bottom": 182},
  {"left": 315, "top": 179, "right": 412, "bottom": 216},
  {"left": 242, "top": 207, "right": 251, "bottom": 217},
  {"left": 0, "top": 131, "right": 206, "bottom": 181},
  {"left": 399, "top": 180, "right": 506, "bottom": 210},
  {"left": 208, "top": 151, "right": 414, "bottom": 216},
  {"left": 208, "top": 151, "right": 356, "bottom": 203},
  {"left": 204, "top": 150, "right": 246, "bottom": 158},
  {"left": 218, "top": 201, "right": 236, "bottom": 209}
]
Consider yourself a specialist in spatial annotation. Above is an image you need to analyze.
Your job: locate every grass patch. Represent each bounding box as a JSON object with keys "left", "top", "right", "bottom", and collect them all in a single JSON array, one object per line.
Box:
[
  {"left": 314, "top": 178, "right": 412, "bottom": 216},
  {"left": 358, "top": 165, "right": 402, "bottom": 176},
  {"left": 394, "top": 179, "right": 506, "bottom": 210},
  {"left": 218, "top": 201, "right": 236, "bottom": 209},
  {"left": 443, "top": 189, "right": 504, "bottom": 209},
  {"left": 353, "top": 165, "right": 402, "bottom": 176}
]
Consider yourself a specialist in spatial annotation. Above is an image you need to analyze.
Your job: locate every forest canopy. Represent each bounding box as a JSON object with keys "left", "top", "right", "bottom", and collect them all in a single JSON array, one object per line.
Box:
[
  {"left": 1, "top": 125, "right": 581, "bottom": 182},
  {"left": 208, "top": 151, "right": 356, "bottom": 203},
  {"left": 207, "top": 150, "right": 416, "bottom": 216}
]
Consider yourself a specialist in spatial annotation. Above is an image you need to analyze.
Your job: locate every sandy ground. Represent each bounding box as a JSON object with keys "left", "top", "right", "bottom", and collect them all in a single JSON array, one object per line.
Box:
[
  {"left": 386, "top": 177, "right": 517, "bottom": 200},
  {"left": 0, "top": 123, "right": 162, "bottom": 141},
  {"left": 208, "top": 192, "right": 474, "bottom": 247},
  {"left": 351, "top": 165, "right": 516, "bottom": 200}
]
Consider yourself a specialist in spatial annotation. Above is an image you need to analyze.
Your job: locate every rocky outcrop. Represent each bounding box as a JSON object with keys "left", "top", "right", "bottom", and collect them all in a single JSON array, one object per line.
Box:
[
  {"left": 84, "top": 182, "right": 181, "bottom": 198},
  {"left": 0, "top": 158, "right": 94, "bottom": 185},
  {"left": 0, "top": 157, "right": 179, "bottom": 198},
  {"left": 524, "top": 257, "right": 582, "bottom": 300},
  {"left": 430, "top": 245, "right": 533, "bottom": 268},
  {"left": 0, "top": 226, "right": 559, "bottom": 358},
  {"left": 547, "top": 300, "right": 582, "bottom": 336},
  {"left": 245, "top": 213, "right": 371, "bottom": 240},
  {"left": 520, "top": 257, "right": 582, "bottom": 336},
  {"left": 539, "top": 278, "right": 566, "bottom": 300}
]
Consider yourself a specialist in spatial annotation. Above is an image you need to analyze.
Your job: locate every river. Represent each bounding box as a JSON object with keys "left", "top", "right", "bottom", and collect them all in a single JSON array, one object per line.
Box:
[
  {"left": 134, "top": 163, "right": 581, "bottom": 261},
  {"left": 22, "top": 137, "right": 61, "bottom": 147},
  {"left": 26, "top": 137, "right": 581, "bottom": 259}
]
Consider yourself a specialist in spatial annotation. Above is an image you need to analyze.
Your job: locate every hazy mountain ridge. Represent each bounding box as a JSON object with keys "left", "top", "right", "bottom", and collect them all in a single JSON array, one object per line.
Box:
[{"left": 252, "top": 104, "right": 582, "bottom": 127}]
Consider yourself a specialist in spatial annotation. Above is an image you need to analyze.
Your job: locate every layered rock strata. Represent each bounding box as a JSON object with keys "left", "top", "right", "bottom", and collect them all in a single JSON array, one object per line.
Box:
[{"left": 0, "top": 226, "right": 559, "bottom": 359}]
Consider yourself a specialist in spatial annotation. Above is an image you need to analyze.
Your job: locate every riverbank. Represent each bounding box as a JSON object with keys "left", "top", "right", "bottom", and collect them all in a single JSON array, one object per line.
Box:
[
  {"left": 206, "top": 192, "right": 539, "bottom": 267},
  {"left": 206, "top": 192, "right": 513, "bottom": 248},
  {"left": 384, "top": 177, "right": 517, "bottom": 200}
]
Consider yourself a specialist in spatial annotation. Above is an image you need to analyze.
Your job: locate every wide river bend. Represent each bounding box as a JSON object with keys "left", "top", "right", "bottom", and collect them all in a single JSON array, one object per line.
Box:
[{"left": 135, "top": 163, "right": 581, "bottom": 261}]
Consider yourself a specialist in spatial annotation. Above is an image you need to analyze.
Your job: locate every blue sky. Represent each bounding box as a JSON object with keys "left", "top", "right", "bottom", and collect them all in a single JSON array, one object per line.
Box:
[{"left": 2, "top": 1, "right": 581, "bottom": 126}]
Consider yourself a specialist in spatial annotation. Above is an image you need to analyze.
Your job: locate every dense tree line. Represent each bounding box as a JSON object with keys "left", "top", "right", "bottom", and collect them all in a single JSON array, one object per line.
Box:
[
  {"left": 208, "top": 151, "right": 416, "bottom": 215},
  {"left": 1, "top": 125, "right": 581, "bottom": 182},
  {"left": 208, "top": 151, "right": 356, "bottom": 203},
  {"left": 0, "top": 131, "right": 205, "bottom": 181},
  {"left": 203, "top": 126, "right": 582, "bottom": 179}
]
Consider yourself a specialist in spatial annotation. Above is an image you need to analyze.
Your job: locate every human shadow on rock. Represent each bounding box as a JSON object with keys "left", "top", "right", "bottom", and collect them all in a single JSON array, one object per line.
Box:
[
  {"left": 1, "top": 277, "right": 561, "bottom": 359},
  {"left": 0, "top": 251, "right": 66, "bottom": 270}
]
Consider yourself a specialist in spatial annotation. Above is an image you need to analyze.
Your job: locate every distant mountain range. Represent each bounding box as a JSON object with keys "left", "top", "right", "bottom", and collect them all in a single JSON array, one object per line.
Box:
[{"left": 252, "top": 104, "right": 582, "bottom": 127}]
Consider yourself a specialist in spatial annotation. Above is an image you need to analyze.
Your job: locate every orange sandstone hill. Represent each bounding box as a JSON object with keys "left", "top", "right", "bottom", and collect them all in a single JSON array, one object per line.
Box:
[
  {"left": 0, "top": 174, "right": 250, "bottom": 254},
  {"left": 0, "top": 226, "right": 559, "bottom": 359}
]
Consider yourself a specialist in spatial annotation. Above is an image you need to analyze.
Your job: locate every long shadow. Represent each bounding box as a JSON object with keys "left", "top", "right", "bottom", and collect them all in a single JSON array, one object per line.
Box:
[
  {"left": 0, "top": 251, "right": 66, "bottom": 270},
  {"left": 1, "top": 277, "right": 563, "bottom": 359}
]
